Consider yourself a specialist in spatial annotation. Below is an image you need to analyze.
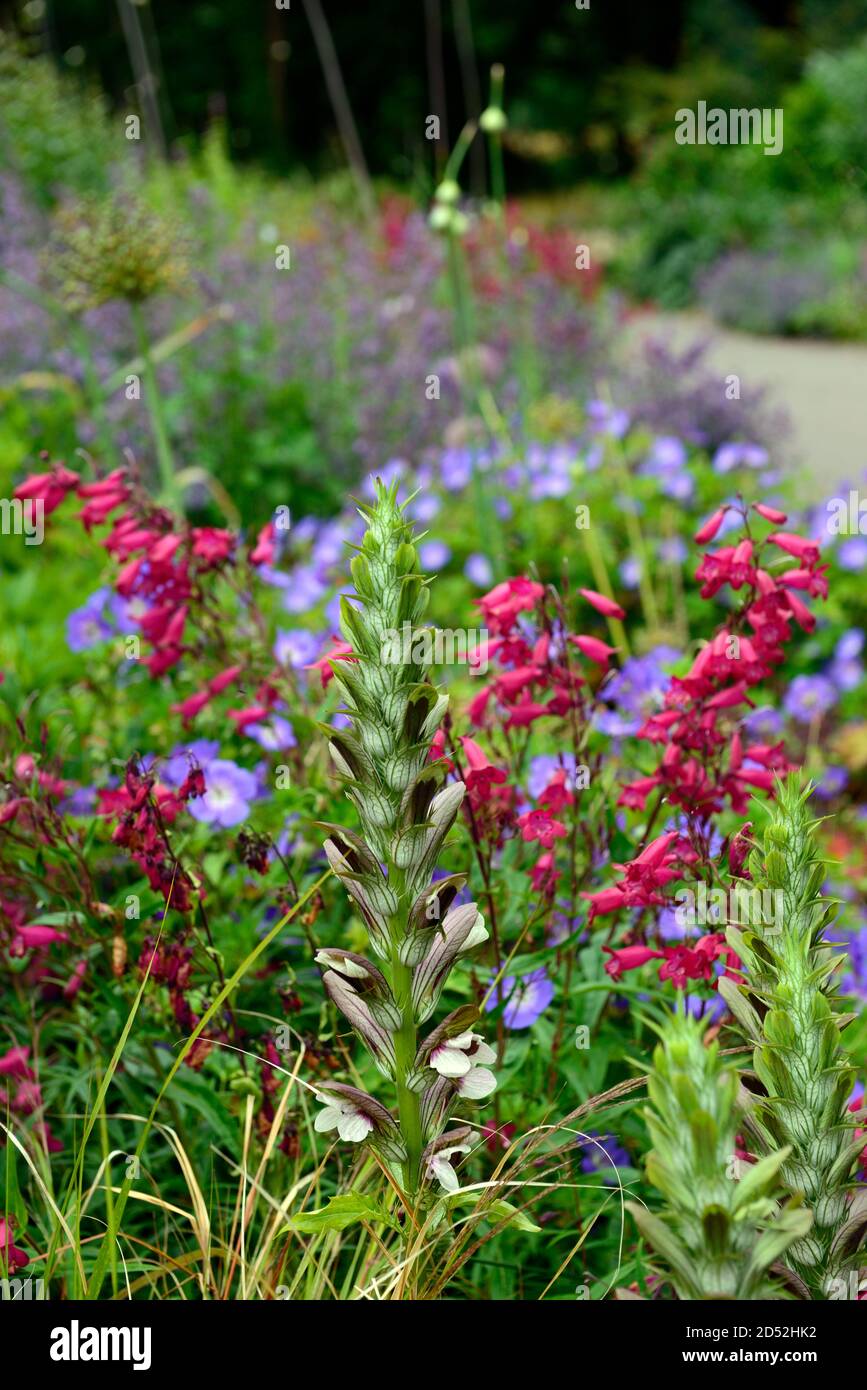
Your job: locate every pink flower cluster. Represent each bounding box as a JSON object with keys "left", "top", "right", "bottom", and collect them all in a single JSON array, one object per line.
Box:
[{"left": 618, "top": 504, "right": 825, "bottom": 817}]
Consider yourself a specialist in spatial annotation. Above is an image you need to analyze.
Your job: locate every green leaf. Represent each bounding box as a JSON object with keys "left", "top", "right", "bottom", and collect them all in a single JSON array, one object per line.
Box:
[
  {"left": 448, "top": 1191, "right": 541, "bottom": 1232},
  {"left": 718, "top": 975, "right": 763, "bottom": 1041},
  {"left": 283, "top": 1192, "right": 401, "bottom": 1235}
]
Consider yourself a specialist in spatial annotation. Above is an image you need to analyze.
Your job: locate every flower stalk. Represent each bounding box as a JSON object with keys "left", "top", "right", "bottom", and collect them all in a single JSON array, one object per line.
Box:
[
  {"left": 315, "top": 480, "right": 495, "bottom": 1204},
  {"left": 720, "top": 775, "right": 866, "bottom": 1298},
  {"left": 627, "top": 1005, "right": 812, "bottom": 1299}
]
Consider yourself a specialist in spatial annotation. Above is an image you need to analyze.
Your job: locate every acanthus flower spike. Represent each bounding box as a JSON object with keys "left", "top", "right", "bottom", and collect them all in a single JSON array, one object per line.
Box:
[{"left": 317, "top": 479, "right": 495, "bottom": 1199}]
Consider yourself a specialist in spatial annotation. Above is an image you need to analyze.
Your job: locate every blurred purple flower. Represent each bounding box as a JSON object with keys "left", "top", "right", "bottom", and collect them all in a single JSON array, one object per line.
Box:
[
  {"left": 485, "top": 967, "right": 554, "bottom": 1029},
  {"left": 161, "top": 740, "right": 221, "bottom": 789},
  {"left": 187, "top": 760, "right": 259, "bottom": 827},
  {"left": 419, "top": 540, "right": 451, "bottom": 570},
  {"left": 784, "top": 674, "right": 838, "bottom": 724},
  {"left": 742, "top": 706, "right": 784, "bottom": 742},
  {"left": 246, "top": 715, "right": 297, "bottom": 752},
  {"left": 66, "top": 589, "right": 117, "bottom": 651},
  {"left": 836, "top": 537, "right": 867, "bottom": 571},
  {"left": 274, "top": 628, "right": 322, "bottom": 669},
  {"left": 815, "top": 765, "right": 848, "bottom": 800},
  {"left": 464, "top": 552, "right": 493, "bottom": 587}
]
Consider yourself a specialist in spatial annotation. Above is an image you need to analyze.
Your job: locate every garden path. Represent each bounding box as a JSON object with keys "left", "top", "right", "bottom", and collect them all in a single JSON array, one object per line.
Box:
[{"left": 621, "top": 309, "right": 867, "bottom": 499}]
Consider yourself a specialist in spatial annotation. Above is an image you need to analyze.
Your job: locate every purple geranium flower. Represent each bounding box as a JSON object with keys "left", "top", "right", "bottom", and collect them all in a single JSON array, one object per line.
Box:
[
  {"left": 742, "top": 706, "right": 784, "bottom": 742},
  {"left": 66, "top": 588, "right": 116, "bottom": 651},
  {"left": 245, "top": 715, "right": 297, "bottom": 752},
  {"left": 161, "top": 740, "right": 220, "bottom": 789},
  {"left": 464, "top": 552, "right": 493, "bottom": 587},
  {"left": 577, "top": 1132, "right": 631, "bottom": 1181},
  {"left": 712, "top": 442, "right": 768, "bottom": 474},
  {"left": 486, "top": 967, "right": 554, "bottom": 1029},
  {"left": 784, "top": 674, "right": 838, "bottom": 724},
  {"left": 439, "top": 448, "right": 473, "bottom": 492},
  {"left": 282, "top": 566, "right": 329, "bottom": 613},
  {"left": 837, "top": 537, "right": 867, "bottom": 571},
  {"left": 815, "top": 765, "right": 848, "bottom": 800},
  {"left": 187, "top": 760, "right": 258, "bottom": 828},
  {"left": 419, "top": 540, "right": 451, "bottom": 570},
  {"left": 527, "top": 753, "right": 578, "bottom": 800}
]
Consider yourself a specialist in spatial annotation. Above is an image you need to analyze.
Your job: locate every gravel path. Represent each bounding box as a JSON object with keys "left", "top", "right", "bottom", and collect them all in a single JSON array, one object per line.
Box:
[{"left": 621, "top": 310, "right": 867, "bottom": 499}]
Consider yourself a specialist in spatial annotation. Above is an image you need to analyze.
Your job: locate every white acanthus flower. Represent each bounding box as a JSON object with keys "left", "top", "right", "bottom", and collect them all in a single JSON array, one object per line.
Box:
[
  {"left": 458, "top": 914, "right": 490, "bottom": 953},
  {"left": 454, "top": 1066, "right": 497, "bottom": 1100},
  {"left": 314, "top": 949, "right": 369, "bottom": 979},
  {"left": 429, "top": 1031, "right": 497, "bottom": 1080},
  {"left": 427, "top": 1142, "right": 472, "bottom": 1193},
  {"left": 314, "top": 1093, "right": 375, "bottom": 1143}
]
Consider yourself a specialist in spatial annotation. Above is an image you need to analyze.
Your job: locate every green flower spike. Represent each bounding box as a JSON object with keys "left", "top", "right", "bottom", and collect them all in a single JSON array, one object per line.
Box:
[
  {"left": 315, "top": 480, "right": 494, "bottom": 1197},
  {"left": 627, "top": 1006, "right": 812, "bottom": 1300},
  {"left": 719, "top": 775, "right": 867, "bottom": 1299}
]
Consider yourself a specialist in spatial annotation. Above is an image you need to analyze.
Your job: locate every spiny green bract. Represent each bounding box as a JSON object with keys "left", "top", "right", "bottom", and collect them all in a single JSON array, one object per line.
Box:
[
  {"left": 721, "top": 775, "right": 866, "bottom": 1299},
  {"left": 627, "top": 1007, "right": 811, "bottom": 1300}
]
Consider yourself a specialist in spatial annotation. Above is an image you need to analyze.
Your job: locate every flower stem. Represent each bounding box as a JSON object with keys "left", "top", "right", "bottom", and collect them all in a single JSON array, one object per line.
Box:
[
  {"left": 129, "top": 298, "right": 177, "bottom": 504},
  {"left": 390, "top": 955, "right": 423, "bottom": 1195}
]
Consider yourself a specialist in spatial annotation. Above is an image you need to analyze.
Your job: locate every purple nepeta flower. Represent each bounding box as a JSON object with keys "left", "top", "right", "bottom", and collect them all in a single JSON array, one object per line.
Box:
[
  {"left": 836, "top": 537, "right": 867, "bottom": 571},
  {"left": 419, "top": 540, "right": 451, "bottom": 571},
  {"left": 311, "top": 522, "right": 347, "bottom": 571},
  {"left": 486, "top": 967, "right": 554, "bottom": 1029},
  {"left": 784, "top": 674, "right": 838, "bottom": 724},
  {"left": 187, "top": 760, "right": 258, "bottom": 828},
  {"left": 274, "top": 628, "right": 322, "bottom": 669},
  {"left": 829, "top": 925, "right": 867, "bottom": 1001},
  {"left": 464, "top": 552, "right": 493, "bottom": 587},
  {"left": 662, "top": 470, "right": 694, "bottom": 500}
]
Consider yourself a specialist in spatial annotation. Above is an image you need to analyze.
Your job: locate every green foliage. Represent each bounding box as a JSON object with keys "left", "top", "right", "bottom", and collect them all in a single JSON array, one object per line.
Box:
[
  {"left": 0, "top": 30, "right": 118, "bottom": 206},
  {"left": 721, "top": 777, "right": 866, "bottom": 1298},
  {"left": 628, "top": 1007, "right": 811, "bottom": 1299}
]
